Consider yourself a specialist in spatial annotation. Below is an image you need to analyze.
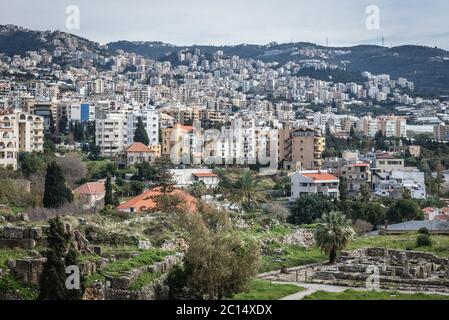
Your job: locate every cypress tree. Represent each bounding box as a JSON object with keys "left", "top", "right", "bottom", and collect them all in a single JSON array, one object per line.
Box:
[
  {"left": 104, "top": 174, "right": 114, "bottom": 206},
  {"left": 43, "top": 162, "right": 73, "bottom": 208},
  {"left": 133, "top": 117, "right": 149, "bottom": 145},
  {"left": 39, "top": 217, "right": 84, "bottom": 300}
]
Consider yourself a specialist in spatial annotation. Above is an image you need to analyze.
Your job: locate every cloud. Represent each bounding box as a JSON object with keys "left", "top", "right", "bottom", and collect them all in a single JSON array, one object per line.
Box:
[{"left": 0, "top": 0, "right": 448, "bottom": 49}]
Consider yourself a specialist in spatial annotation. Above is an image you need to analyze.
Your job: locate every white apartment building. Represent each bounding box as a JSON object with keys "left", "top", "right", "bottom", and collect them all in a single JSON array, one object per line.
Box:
[
  {"left": 290, "top": 170, "right": 340, "bottom": 201},
  {"left": 127, "top": 106, "right": 159, "bottom": 146},
  {"left": 0, "top": 111, "right": 44, "bottom": 170},
  {"left": 96, "top": 113, "right": 128, "bottom": 158}
]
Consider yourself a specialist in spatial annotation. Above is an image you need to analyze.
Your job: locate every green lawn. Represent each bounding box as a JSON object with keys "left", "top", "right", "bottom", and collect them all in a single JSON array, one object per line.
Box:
[
  {"left": 230, "top": 279, "right": 304, "bottom": 300},
  {"left": 349, "top": 234, "right": 449, "bottom": 258},
  {"left": 304, "top": 289, "right": 449, "bottom": 300}
]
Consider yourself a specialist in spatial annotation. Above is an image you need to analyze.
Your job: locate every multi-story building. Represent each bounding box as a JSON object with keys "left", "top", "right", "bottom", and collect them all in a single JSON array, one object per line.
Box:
[
  {"left": 96, "top": 113, "right": 128, "bottom": 158},
  {"left": 340, "top": 163, "right": 371, "bottom": 196},
  {"left": 127, "top": 106, "right": 159, "bottom": 146},
  {"left": 280, "top": 127, "right": 325, "bottom": 170},
  {"left": 0, "top": 111, "right": 44, "bottom": 170},
  {"left": 434, "top": 123, "right": 449, "bottom": 142},
  {"left": 290, "top": 170, "right": 340, "bottom": 201}
]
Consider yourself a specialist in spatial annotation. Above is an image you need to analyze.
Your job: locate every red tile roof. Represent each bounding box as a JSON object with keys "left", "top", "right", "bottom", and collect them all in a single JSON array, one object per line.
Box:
[
  {"left": 117, "top": 187, "right": 197, "bottom": 213},
  {"left": 125, "top": 142, "right": 152, "bottom": 153},
  {"left": 192, "top": 172, "right": 218, "bottom": 177},
  {"left": 73, "top": 182, "right": 105, "bottom": 195},
  {"left": 302, "top": 173, "right": 339, "bottom": 181}
]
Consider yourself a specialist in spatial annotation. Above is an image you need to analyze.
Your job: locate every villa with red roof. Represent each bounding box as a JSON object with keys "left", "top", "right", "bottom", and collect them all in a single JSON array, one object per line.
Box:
[
  {"left": 120, "top": 142, "right": 158, "bottom": 167},
  {"left": 117, "top": 187, "right": 197, "bottom": 213},
  {"left": 290, "top": 170, "right": 340, "bottom": 201},
  {"left": 73, "top": 181, "right": 105, "bottom": 209}
]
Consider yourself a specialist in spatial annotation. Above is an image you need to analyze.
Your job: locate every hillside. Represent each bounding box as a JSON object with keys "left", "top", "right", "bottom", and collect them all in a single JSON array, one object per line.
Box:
[{"left": 108, "top": 41, "right": 449, "bottom": 94}]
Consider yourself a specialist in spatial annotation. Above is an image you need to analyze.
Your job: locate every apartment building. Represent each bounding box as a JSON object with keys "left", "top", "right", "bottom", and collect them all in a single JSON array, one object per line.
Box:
[
  {"left": 127, "top": 106, "right": 159, "bottom": 146},
  {"left": 95, "top": 113, "right": 128, "bottom": 158},
  {"left": 279, "top": 127, "right": 325, "bottom": 171},
  {"left": 434, "top": 123, "right": 449, "bottom": 142},
  {"left": 340, "top": 163, "right": 372, "bottom": 196},
  {"left": 0, "top": 111, "right": 44, "bottom": 170},
  {"left": 356, "top": 116, "right": 407, "bottom": 138}
]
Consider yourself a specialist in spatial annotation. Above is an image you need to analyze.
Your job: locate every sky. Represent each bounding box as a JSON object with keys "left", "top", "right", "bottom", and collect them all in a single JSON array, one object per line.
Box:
[{"left": 0, "top": 0, "right": 448, "bottom": 49}]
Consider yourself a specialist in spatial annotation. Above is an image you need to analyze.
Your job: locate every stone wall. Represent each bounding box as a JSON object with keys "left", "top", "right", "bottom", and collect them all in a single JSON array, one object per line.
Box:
[{"left": 0, "top": 226, "right": 45, "bottom": 249}]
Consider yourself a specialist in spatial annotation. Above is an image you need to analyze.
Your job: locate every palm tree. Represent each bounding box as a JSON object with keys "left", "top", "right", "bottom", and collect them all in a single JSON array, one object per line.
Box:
[
  {"left": 315, "top": 211, "right": 355, "bottom": 264},
  {"left": 226, "top": 171, "right": 268, "bottom": 213}
]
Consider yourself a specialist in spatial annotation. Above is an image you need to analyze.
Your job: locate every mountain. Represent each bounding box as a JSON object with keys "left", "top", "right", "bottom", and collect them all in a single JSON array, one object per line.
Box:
[
  {"left": 1, "top": 24, "right": 448, "bottom": 95},
  {"left": 108, "top": 41, "right": 449, "bottom": 95},
  {"left": 0, "top": 25, "right": 110, "bottom": 57}
]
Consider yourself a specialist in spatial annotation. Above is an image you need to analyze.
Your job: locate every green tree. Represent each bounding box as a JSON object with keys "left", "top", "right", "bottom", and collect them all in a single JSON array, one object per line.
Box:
[
  {"left": 315, "top": 211, "right": 355, "bottom": 264},
  {"left": 349, "top": 201, "right": 386, "bottom": 226},
  {"left": 154, "top": 158, "right": 176, "bottom": 194},
  {"left": 188, "top": 181, "right": 207, "bottom": 199},
  {"left": 43, "top": 162, "right": 73, "bottom": 208},
  {"left": 359, "top": 184, "right": 372, "bottom": 203},
  {"left": 288, "top": 194, "right": 337, "bottom": 225},
  {"left": 226, "top": 171, "right": 268, "bottom": 212},
  {"left": 386, "top": 199, "right": 423, "bottom": 223},
  {"left": 104, "top": 174, "right": 114, "bottom": 206},
  {"left": 133, "top": 117, "right": 149, "bottom": 145},
  {"left": 39, "top": 217, "right": 84, "bottom": 300},
  {"left": 166, "top": 206, "right": 260, "bottom": 300}
]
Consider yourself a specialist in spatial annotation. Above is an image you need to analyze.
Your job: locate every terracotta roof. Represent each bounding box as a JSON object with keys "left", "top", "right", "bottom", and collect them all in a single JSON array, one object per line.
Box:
[
  {"left": 125, "top": 142, "right": 152, "bottom": 153},
  {"left": 117, "top": 187, "right": 197, "bottom": 213},
  {"left": 192, "top": 172, "right": 218, "bottom": 177},
  {"left": 302, "top": 173, "right": 339, "bottom": 181},
  {"left": 351, "top": 163, "right": 369, "bottom": 167},
  {"left": 74, "top": 182, "right": 105, "bottom": 195},
  {"left": 422, "top": 207, "right": 436, "bottom": 213},
  {"left": 181, "top": 125, "right": 194, "bottom": 132}
]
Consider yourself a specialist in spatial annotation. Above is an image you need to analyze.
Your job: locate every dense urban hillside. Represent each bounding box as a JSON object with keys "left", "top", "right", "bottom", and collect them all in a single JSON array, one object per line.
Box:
[{"left": 108, "top": 41, "right": 449, "bottom": 94}]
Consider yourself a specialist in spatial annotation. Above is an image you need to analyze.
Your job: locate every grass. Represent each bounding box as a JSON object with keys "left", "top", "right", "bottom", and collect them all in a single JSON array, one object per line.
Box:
[
  {"left": 0, "top": 275, "right": 38, "bottom": 300},
  {"left": 230, "top": 279, "right": 304, "bottom": 300},
  {"left": 303, "top": 289, "right": 449, "bottom": 300},
  {"left": 261, "top": 243, "right": 326, "bottom": 273},
  {"left": 0, "top": 248, "right": 33, "bottom": 269},
  {"left": 349, "top": 233, "right": 449, "bottom": 258},
  {"left": 128, "top": 272, "right": 161, "bottom": 291},
  {"left": 101, "top": 249, "right": 170, "bottom": 277}
]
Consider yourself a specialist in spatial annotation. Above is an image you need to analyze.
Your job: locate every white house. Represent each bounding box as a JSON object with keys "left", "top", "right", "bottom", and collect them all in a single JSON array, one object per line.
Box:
[
  {"left": 290, "top": 170, "right": 340, "bottom": 201},
  {"left": 373, "top": 168, "right": 426, "bottom": 199},
  {"left": 170, "top": 168, "right": 220, "bottom": 189}
]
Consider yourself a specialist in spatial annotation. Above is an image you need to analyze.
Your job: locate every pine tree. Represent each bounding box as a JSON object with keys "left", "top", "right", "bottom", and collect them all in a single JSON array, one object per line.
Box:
[
  {"left": 104, "top": 174, "right": 114, "bottom": 206},
  {"left": 43, "top": 162, "right": 74, "bottom": 208},
  {"left": 133, "top": 117, "right": 149, "bottom": 145},
  {"left": 39, "top": 217, "right": 84, "bottom": 300}
]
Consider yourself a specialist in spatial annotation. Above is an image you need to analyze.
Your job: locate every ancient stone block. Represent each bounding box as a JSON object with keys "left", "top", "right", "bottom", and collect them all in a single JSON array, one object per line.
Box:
[{"left": 3, "top": 227, "right": 24, "bottom": 239}]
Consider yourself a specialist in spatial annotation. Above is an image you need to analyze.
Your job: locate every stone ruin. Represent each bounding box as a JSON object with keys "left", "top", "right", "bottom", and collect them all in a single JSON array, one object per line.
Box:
[
  {"left": 0, "top": 226, "right": 45, "bottom": 249},
  {"left": 262, "top": 248, "right": 449, "bottom": 293},
  {"left": 311, "top": 248, "right": 449, "bottom": 292}
]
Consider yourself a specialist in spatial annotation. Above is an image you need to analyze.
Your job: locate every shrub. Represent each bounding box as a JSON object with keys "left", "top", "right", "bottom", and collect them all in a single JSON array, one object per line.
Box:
[
  {"left": 416, "top": 234, "right": 432, "bottom": 247},
  {"left": 418, "top": 227, "right": 430, "bottom": 235},
  {"left": 353, "top": 219, "right": 374, "bottom": 235}
]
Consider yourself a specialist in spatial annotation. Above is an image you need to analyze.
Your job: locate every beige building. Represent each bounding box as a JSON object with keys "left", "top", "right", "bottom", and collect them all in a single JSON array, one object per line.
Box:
[
  {"left": 280, "top": 127, "right": 325, "bottom": 170},
  {"left": 0, "top": 111, "right": 44, "bottom": 170}
]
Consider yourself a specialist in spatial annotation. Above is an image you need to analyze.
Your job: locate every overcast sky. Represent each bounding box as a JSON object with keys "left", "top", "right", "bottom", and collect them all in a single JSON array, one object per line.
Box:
[{"left": 1, "top": 0, "right": 448, "bottom": 49}]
